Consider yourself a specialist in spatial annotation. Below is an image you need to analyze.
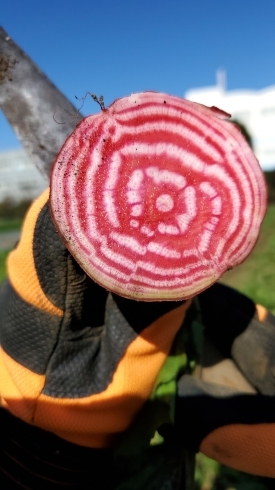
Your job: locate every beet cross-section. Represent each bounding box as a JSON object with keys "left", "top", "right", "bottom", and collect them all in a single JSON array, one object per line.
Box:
[{"left": 50, "top": 91, "right": 267, "bottom": 301}]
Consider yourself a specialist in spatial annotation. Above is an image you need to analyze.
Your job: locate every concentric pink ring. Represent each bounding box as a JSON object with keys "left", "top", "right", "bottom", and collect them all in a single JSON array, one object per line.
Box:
[{"left": 50, "top": 91, "right": 267, "bottom": 301}]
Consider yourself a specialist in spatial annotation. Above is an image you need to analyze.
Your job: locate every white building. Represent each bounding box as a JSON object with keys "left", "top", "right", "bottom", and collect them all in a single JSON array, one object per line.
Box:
[
  {"left": 0, "top": 148, "right": 47, "bottom": 202},
  {"left": 185, "top": 72, "right": 275, "bottom": 171}
]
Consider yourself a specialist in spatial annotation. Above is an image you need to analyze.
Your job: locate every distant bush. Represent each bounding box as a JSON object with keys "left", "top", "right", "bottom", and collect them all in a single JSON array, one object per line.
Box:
[
  {"left": 0, "top": 250, "right": 9, "bottom": 283},
  {"left": 264, "top": 170, "right": 275, "bottom": 203},
  {"left": 230, "top": 119, "right": 254, "bottom": 149},
  {"left": 0, "top": 198, "right": 32, "bottom": 219}
]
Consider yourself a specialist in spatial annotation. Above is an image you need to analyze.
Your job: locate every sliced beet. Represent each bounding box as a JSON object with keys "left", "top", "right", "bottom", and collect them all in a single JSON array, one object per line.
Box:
[{"left": 50, "top": 91, "right": 267, "bottom": 301}]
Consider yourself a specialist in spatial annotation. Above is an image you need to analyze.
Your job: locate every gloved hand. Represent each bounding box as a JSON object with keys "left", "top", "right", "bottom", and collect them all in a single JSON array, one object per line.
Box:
[
  {"left": 176, "top": 372, "right": 275, "bottom": 478},
  {"left": 0, "top": 188, "right": 191, "bottom": 445},
  {"left": 176, "top": 284, "right": 275, "bottom": 478},
  {"left": 199, "top": 282, "right": 275, "bottom": 395},
  {"left": 0, "top": 189, "right": 191, "bottom": 487}
]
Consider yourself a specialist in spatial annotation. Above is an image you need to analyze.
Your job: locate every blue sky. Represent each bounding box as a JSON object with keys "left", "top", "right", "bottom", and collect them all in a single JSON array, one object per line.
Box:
[{"left": 1, "top": 0, "right": 275, "bottom": 150}]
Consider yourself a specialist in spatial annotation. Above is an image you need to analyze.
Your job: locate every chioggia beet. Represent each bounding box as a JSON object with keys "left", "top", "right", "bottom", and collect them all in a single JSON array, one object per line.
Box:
[{"left": 50, "top": 91, "right": 267, "bottom": 301}]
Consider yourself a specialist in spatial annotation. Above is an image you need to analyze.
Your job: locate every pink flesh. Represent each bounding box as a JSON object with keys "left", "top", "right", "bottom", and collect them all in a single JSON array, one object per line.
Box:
[{"left": 50, "top": 91, "right": 267, "bottom": 301}]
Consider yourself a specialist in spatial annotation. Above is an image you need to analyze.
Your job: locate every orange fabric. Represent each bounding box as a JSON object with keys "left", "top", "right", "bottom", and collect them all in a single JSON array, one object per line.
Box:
[
  {"left": 7, "top": 188, "right": 63, "bottom": 317},
  {"left": 2, "top": 300, "right": 190, "bottom": 448},
  {"left": 200, "top": 422, "right": 275, "bottom": 477},
  {"left": 256, "top": 303, "right": 269, "bottom": 323},
  {"left": 0, "top": 347, "right": 45, "bottom": 422}
]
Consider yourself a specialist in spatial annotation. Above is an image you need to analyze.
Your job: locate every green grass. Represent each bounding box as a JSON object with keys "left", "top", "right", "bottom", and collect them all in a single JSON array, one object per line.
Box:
[
  {"left": 195, "top": 453, "right": 220, "bottom": 490},
  {"left": 0, "top": 249, "right": 10, "bottom": 283},
  {"left": 0, "top": 218, "right": 22, "bottom": 282},
  {"left": 0, "top": 218, "right": 22, "bottom": 233},
  {"left": 0, "top": 219, "right": 22, "bottom": 283}
]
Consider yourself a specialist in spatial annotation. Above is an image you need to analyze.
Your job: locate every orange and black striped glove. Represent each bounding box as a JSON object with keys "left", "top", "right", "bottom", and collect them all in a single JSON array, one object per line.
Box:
[{"left": 0, "top": 189, "right": 191, "bottom": 488}]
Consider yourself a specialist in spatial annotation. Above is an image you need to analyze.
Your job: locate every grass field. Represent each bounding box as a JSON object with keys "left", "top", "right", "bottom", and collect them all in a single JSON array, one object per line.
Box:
[
  {"left": 0, "top": 249, "right": 10, "bottom": 283},
  {"left": 0, "top": 218, "right": 22, "bottom": 233},
  {"left": 0, "top": 219, "right": 22, "bottom": 282}
]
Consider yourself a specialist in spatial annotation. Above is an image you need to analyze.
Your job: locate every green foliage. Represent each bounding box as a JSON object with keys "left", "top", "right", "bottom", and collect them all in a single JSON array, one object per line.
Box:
[
  {"left": 195, "top": 454, "right": 220, "bottom": 490},
  {"left": 0, "top": 198, "right": 31, "bottom": 219},
  {"left": 0, "top": 249, "right": 9, "bottom": 283},
  {"left": 0, "top": 218, "right": 22, "bottom": 233},
  {"left": 230, "top": 119, "right": 253, "bottom": 150},
  {"left": 195, "top": 454, "right": 275, "bottom": 490},
  {"left": 264, "top": 170, "right": 275, "bottom": 203}
]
